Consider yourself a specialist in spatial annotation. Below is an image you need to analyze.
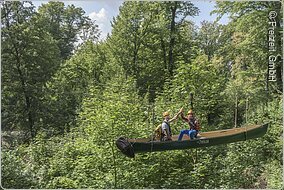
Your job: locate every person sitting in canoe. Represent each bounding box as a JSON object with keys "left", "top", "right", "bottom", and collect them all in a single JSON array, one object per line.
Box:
[
  {"left": 178, "top": 109, "right": 200, "bottom": 141},
  {"left": 160, "top": 109, "right": 183, "bottom": 141}
]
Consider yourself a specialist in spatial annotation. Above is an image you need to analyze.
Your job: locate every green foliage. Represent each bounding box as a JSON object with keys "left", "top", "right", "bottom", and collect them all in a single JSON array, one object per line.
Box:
[
  {"left": 42, "top": 41, "right": 107, "bottom": 134},
  {"left": 215, "top": 98, "right": 283, "bottom": 189},
  {"left": 197, "top": 21, "right": 224, "bottom": 61},
  {"left": 213, "top": 1, "right": 282, "bottom": 93},
  {"left": 2, "top": 149, "right": 34, "bottom": 188},
  {"left": 1, "top": 1, "right": 282, "bottom": 189},
  {"left": 264, "top": 160, "right": 283, "bottom": 189},
  {"left": 108, "top": 1, "right": 199, "bottom": 101},
  {"left": 159, "top": 53, "right": 228, "bottom": 130},
  {"left": 37, "top": 1, "right": 99, "bottom": 59},
  {"left": 1, "top": 1, "right": 61, "bottom": 139}
]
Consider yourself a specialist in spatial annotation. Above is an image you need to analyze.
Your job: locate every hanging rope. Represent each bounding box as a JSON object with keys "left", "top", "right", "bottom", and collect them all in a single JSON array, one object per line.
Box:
[
  {"left": 245, "top": 97, "right": 249, "bottom": 140},
  {"left": 189, "top": 92, "right": 193, "bottom": 109},
  {"left": 189, "top": 92, "right": 198, "bottom": 164},
  {"left": 234, "top": 94, "right": 238, "bottom": 128},
  {"left": 150, "top": 104, "right": 154, "bottom": 152}
]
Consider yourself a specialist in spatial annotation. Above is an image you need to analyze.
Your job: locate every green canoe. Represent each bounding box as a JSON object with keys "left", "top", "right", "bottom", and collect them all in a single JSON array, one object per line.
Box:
[{"left": 116, "top": 124, "right": 269, "bottom": 158}]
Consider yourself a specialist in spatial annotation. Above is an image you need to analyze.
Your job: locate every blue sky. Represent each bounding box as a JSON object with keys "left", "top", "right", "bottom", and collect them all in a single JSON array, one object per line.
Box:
[{"left": 33, "top": 0, "right": 229, "bottom": 40}]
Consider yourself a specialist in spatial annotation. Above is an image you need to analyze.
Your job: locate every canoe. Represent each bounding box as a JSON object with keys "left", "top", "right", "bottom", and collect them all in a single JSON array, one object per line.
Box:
[{"left": 116, "top": 124, "right": 268, "bottom": 158}]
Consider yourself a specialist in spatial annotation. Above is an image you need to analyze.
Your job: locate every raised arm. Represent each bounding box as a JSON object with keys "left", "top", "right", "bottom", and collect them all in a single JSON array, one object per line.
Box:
[
  {"left": 180, "top": 112, "right": 188, "bottom": 122},
  {"left": 169, "top": 108, "right": 183, "bottom": 123}
]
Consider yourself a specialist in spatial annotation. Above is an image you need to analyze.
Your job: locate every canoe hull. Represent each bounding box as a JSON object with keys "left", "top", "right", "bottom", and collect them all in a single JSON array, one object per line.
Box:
[{"left": 116, "top": 124, "right": 268, "bottom": 158}]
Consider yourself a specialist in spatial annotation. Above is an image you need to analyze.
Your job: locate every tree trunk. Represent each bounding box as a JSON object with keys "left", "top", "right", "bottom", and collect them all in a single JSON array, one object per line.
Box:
[
  {"left": 168, "top": 2, "right": 177, "bottom": 77},
  {"left": 133, "top": 20, "right": 140, "bottom": 76},
  {"left": 14, "top": 43, "right": 35, "bottom": 139},
  {"left": 133, "top": 43, "right": 139, "bottom": 76},
  {"left": 160, "top": 37, "right": 167, "bottom": 70}
]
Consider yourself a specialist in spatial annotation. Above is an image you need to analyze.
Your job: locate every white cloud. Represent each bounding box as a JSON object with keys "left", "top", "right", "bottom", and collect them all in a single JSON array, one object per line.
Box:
[{"left": 89, "top": 8, "right": 111, "bottom": 40}]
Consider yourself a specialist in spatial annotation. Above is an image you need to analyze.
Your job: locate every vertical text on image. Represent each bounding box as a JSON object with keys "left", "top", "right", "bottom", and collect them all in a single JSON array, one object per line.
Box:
[{"left": 268, "top": 11, "right": 277, "bottom": 82}]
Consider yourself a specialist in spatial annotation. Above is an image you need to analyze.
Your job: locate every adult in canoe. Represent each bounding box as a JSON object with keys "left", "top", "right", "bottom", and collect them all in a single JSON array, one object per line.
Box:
[
  {"left": 161, "top": 109, "right": 183, "bottom": 141},
  {"left": 178, "top": 109, "right": 201, "bottom": 140}
]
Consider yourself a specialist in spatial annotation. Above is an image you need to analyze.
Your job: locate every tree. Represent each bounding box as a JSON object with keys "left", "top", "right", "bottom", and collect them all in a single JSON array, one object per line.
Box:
[
  {"left": 163, "top": 1, "right": 199, "bottom": 76},
  {"left": 160, "top": 53, "right": 228, "bottom": 129},
  {"left": 36, "top": 1, "right": 99, "bottom": 59},
  {"left": 1, "top": 1, "right": 101, "bottom": 140},
  {"left": 1, "top": 1, "right": 60, "bottom": 139},
  {"left": 41, "top": 41, "right": 107, "bottom": 135},
  {"left": 109, "top": 1, "right": 199, "bottom": 101},
  {"left": 197, "top": 21, "right": 223, "bottom": 61},
  {"left": 213, "top": 1, "right": 283, "bottom": 94}
]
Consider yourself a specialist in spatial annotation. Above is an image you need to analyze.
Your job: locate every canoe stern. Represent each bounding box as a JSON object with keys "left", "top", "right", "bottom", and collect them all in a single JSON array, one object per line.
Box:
[{"left": 246, "top": 123, "right": 269, "bottom": 140}]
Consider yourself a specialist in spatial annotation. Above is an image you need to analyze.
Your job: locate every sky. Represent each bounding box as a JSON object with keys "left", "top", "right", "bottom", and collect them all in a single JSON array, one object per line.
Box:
[{"left": 33, "top": 0, "right": 229, "bottom": 40}]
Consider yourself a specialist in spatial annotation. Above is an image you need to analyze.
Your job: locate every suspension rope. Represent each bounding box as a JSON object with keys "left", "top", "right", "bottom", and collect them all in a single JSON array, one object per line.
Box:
[
  {"left": 150, "top": 104, "right": 155, "bottom": 152},
  {"left": 245, "top": 97, "right": 249, "bottom": 140}
]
